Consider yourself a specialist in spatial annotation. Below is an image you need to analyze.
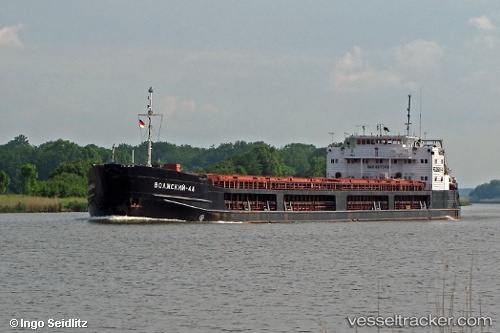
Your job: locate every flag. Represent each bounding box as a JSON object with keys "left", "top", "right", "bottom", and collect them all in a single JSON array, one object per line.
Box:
[{"left": 139, "top": 119, "right": 145, "bottom": 128}]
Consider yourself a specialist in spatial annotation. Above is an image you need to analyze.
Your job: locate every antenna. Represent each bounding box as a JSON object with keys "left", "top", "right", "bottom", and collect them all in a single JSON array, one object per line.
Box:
[
  {"left": 405, "top": 94, "right": 411, "bottom": 136},
  {"left": 356, "top": 125, "right": 368, "bottom": 135},
  {"left": 376, "top": 124, "right": 386, "bottom": 136},
  {"left": 419, "top": 88, "right": 422, "bottom": 138},
  {"left": 328, "top": 132, "right": 335, "bottom": 145}
]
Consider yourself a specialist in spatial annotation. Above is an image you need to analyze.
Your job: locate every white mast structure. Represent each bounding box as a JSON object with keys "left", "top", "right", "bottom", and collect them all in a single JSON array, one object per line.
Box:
[
  {"left": 147, "top": 87, "right": 153, "bottom": 167},
  {"left": 138, "top": 87, "right": 155, "bottom": 167}
]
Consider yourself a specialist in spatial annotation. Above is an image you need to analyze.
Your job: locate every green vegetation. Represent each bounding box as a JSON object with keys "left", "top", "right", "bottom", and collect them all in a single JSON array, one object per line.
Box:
[
  {"left": 0, "top": 135, "right": 110, "bottom": 195},
  {"left": 468, "top": 179, "right": 500, "bottom": 203},
  {"left": 0, "top": 170, "right": 10, "bottom": 194},
  {"left": 20, "top": 163, "right": 38, "bottom": 195},
  {"left": 202, "top": 143, "right": 325, "bottom": 177},
  {"left": 0, "top": 195, "right": 87, "bottom": 213},
  {"left": 459, "top": 196, "right": 471, "bottom": 206},
  {"left": 0, "top": 135, "right": 327, "bottom": 204},
  {"left": 37, "top": 159, "right": 96, "bottom": 197}
]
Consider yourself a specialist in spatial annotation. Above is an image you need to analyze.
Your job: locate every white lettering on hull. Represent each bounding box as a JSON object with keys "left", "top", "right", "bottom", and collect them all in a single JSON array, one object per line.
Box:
[
  {"left": 367, "top": 165, "right": 390, "bottom": 170},
  {"left": 154, "top": 182, "right": 195, "bottom": 192}
]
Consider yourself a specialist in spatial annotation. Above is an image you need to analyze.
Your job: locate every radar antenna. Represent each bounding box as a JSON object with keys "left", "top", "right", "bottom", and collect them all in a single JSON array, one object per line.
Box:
[{"left": 356, "top": 124, "right": 368, "bottom": 136}]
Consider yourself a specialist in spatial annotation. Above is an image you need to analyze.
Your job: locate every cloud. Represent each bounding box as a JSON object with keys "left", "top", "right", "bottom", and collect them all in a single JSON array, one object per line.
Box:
[
  {"left": 330, "top": 46, "right": 403, "bottom": 92},
  {"left": 392, "top": 39, "right": 444, "bottom": 68},
  {"left": 0, "top": 24, "right": 24, "bottom": 47},
  {"left": 469, "top": 15, "right": 498, "bottom": 49},
  {"left": 330, "top": 40, "right": 444, "bottom": 92},
  {"left": 160, "top": 95, "right": 220, "bottom": 120},
  {"left": 469, "top": 15, "right": 495, "bottom": 31},
  {"left": 161, "top": 95, "right": 197, "bottom": 118}
]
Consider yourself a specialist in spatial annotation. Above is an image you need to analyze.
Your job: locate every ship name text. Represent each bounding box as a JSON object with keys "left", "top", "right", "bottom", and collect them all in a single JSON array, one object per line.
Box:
[
  {"left": 367, "top": 165, "right": 390, "bottom": 170},
  {"left": 154, "top": 182, "right": 195, "bottom": 192}
]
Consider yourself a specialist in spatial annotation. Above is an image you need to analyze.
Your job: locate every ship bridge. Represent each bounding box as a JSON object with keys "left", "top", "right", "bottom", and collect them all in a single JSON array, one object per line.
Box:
[{"left": 326, "top": 133, "right": 456, "bottom": 191}]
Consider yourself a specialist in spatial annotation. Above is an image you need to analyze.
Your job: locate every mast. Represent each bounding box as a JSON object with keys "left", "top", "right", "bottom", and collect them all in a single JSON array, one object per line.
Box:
[
  {"left": 405, "top": 94, "right": 411, "bottom": 136},
  {"left": 111, "top": 144, "right": 115, "bottom": 163},
  {"left": 138, "top": 86, "right": 163, "bottom": 167},
  {"left": 146, "top": 87, "right": 154, "bottom": 167}
]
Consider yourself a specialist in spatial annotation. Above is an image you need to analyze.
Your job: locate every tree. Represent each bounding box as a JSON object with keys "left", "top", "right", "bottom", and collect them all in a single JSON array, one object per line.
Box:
[
  {"left": 307, "top": 156, "right": 326, "bottom": 177},
  {"left": 0, "top": 170, "right": 10, "bottom": 194},
  {"left": 207, "top": 143, "right": 286, "bottom": 176},
  {"left": 280, "top": 143, "right": 317, "bottom": 176},
  {"left": 37, "top": 173, "right": 87, "bottom": 197},
  {"left": 36, "top": 159, "right": 97, "bottom": 198},
  {"left": 204, "top": 160, "right": 245, "bottom": 175},
  {"left": 4, "top": 134, "right": 31, "bottom": 149},
  {"left": 253, "top": 144, "right": 285, "bottom": 176},
  {"left": 34, "top": 139, "right": 85, "bottom": 179},
  {"left": 20, "top": 164, "right": 38, "bottom": 195},
  {"left": 469, "top": 179, "right": 500, "bottom": 202},
  {"left": 49, "top": 159, "right": 97, "bottom": 178},
  {"left": 0, "top": 135, "right": 34, "bottom": 193},
  {"left": 199, "top": 142, "right": 329, "bottom": 177}
]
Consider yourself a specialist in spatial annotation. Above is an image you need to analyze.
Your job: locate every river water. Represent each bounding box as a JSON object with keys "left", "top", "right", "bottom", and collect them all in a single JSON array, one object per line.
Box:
[{"left": 0, "top": 204, "right": 498, "bottom": 333}]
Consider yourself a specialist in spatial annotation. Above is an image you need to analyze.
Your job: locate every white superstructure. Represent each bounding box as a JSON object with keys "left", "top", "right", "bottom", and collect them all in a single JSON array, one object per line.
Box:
[
  {"left": 326, "top": 133, "right": 457, "bottom": 191},
  {"left": 326, "top": 95, "right": 458, "bottom": 191}
]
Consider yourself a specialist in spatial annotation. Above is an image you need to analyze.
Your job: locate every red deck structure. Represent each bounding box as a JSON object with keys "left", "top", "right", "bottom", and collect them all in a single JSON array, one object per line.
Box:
[{"left": 206, "top": 174, "right": 426, "bottom": 192}]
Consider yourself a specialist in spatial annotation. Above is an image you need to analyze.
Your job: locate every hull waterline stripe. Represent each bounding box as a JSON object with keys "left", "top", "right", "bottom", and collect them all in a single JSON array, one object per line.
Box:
[{"left": 153, "top": 193, "right": 212, "bottom": 203}]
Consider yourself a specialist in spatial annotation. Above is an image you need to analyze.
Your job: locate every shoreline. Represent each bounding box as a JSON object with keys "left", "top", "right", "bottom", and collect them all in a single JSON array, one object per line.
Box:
[{"left": 0, "top": 195, "right": 87, "bottom": 213}]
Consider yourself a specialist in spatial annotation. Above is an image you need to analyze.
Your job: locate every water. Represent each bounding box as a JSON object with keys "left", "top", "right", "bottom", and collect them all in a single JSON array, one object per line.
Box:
[{"left": 1, "top": 205, "right": 499, "bottom": 333}]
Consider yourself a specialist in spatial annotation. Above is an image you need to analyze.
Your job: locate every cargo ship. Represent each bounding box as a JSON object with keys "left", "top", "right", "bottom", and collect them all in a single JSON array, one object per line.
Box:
[{"left": 87, "top": 88, "right": 460, "bottom": 222}]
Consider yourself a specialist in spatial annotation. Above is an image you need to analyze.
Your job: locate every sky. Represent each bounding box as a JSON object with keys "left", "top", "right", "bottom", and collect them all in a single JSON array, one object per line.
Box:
[{"left": 1, "top": 1, "right": 499, "bottom": 188}]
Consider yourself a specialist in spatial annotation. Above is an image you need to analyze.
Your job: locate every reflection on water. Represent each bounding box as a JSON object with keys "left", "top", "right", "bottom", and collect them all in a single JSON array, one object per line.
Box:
[{"left": 0, "top": 205, "right": 498, "bottom": 332}]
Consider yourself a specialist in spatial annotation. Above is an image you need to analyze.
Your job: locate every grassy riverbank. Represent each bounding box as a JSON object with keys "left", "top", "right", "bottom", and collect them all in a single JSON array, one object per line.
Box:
[
  {"left": 460, "top": 196, "right": 471, "bottom": 206},
  {"left": 0, "top": 195, "right": 87, "bottom": 213},
  {"left": 1, "top": 195, "right": 473, "bottom": 213}
]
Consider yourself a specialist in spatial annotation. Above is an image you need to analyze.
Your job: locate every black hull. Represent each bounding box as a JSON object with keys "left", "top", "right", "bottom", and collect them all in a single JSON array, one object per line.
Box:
[{"left": 88, "top": 164, "right": 461, "bottom": 223}]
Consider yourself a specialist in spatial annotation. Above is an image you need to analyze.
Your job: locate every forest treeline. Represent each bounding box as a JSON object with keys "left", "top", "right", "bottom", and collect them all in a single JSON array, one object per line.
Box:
[
  {"left": 0, "top": 134, "right": 326, "bottom": 198},
  {"left": 468, "top": 180, "right": 500, "bottom": 203},
  {"left": 2, "top": 134, "right": 499, "bottom": 202}
]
